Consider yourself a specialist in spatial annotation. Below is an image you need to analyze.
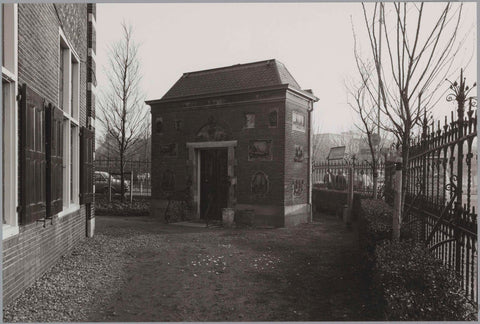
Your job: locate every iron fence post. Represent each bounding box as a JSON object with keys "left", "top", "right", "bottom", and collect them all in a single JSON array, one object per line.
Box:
[{"left": 454, "top": 70, "right": 466, "bottom": 275}]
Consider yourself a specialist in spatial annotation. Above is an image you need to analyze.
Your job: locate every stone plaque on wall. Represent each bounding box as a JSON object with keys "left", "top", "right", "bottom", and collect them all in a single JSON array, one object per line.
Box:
[
  {"left": 251, "top": 171, "right": 269, "bottom": 198},
  {"left": 161, "top": 169, "right": 175, "bottom": 192},
  {"left": 155, "top": 117, "right": 164, "bottom": 134},
  {"left": 159, "top": 143, "right": 177, "bottom": 156},
  {"left": 174, "top": 119, "right": 183, "bottom": 131},
  {"left": 268, "top": 109, "right": 278, "bottom": 128},
  {"left": 293, "top": 179, "right": 304, "bottom": 197},
  {"left": 292, "top": 111, "right": 305, "bottom": 132},
  {"left": 248, "top": 140, "right": 272, "bottom": 161},
  {"left": 294, "top": 144, "right": 304, "bottom": 162},
  {"left": 245, "top": 113, "right": 255, "bottom": 128}
]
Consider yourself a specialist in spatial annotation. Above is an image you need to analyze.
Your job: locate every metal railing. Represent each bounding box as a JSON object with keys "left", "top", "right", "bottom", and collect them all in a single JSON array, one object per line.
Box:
[
  {"left": 391, "top": 72, "right": 477, "bottom": 303},
  {"left": 94, "top": 159, "right": 151, "bottom": 196},
  {"left": 312, "top": 159, "right": 385, "bottom": 196}
]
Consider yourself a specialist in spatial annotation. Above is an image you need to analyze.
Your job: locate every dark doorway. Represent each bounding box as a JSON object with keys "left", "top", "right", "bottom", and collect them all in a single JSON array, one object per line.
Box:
[{"left": 200, "top": 148, "right": 228, "bottom": 220}]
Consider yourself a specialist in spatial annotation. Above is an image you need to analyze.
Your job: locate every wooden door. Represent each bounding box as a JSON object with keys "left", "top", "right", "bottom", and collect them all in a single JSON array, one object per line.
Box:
[{"left": 200, "top": 149, "right": 228, "bottom": 220}]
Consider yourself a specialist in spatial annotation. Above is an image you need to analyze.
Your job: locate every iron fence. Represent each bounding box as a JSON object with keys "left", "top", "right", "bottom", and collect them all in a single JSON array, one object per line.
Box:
[
  {"left": 390, "top": 73, "right": 477, "bottom": 303},
  {"left": 312, "top": 160, "right": 385, "bottom": 196},
  {"left": 94, "top": 159, "right": 151, "bottom": 196}
]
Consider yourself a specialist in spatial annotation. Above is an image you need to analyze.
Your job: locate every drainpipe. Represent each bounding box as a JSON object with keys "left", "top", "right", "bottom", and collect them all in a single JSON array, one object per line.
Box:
[{"left": 307, "top": 101, "right": 313, "bottom": 222}]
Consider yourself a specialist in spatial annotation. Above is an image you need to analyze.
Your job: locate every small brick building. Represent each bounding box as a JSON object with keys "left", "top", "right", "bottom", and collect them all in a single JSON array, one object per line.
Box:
[
  {"left": 146, "top": 59, "right": 318, "bottom": 227},
  {"left": 2, "top": 4, "right": 96, "bottom": 305}
]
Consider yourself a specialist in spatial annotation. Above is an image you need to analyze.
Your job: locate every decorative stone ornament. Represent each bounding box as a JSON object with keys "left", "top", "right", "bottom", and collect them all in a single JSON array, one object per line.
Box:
[
  {"left": 159, "top": 143, "right": 177, "bottom": 156},
  {"left": 196, "top": 116, "right": 229, "bottom": 141},
  {"left": 174, "top": 119, "right": 183, "bottom": 131},
  {"left": 161, "top": 169, "right": 175, "bottom": 192},
  {"left": 251, "top": 171, "right": 269, "bottom": 198},
  {"left": 294, "top": 145, "right": 304, "bottom": 162},
  {"left": 155, "top": 117, "right": 164, "bottom": 134},
  {"left": 248, "top": 140, "right": 272, "bottom": 161},
  {"left": 292, "top": 111, "right": 306, "bottom": 132},
  {"left": 293, "top": 179, "right": 304, "bottom": 197},
  {"left": 245, "top": 113, "right": 255, "bottom": 128},
  {"left": 268, "top": 109, "right": 278, "bottom": 128}
]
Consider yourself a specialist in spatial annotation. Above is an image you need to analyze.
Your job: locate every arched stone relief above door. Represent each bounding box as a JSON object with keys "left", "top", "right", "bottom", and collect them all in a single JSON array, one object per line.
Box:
[{"left": 195, "top": 115, "right": 231, "bottom": 141}]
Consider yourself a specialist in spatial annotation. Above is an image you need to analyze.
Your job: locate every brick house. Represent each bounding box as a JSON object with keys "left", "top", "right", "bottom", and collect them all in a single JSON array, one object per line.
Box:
[
  {"left": 146, "top": 59, "right": 318, "bottom": 227},
  {"left": 2, "top": 4, "right": 96, "bottom": 305}
]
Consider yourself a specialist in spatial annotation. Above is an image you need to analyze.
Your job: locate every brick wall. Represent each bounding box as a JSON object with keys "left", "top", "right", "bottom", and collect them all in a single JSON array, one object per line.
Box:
[
  {"left": 151, "top": 89, "right": 286, "bottom": 207},
  {"left": 3, "top": 3, "right": 92, "bottom": 306},
  {"left": 3, "top": 208, "right": 86, "bottom": 306},
  {"left": 284, "top": 92, "right": 310, "bottom": 206},
  {"left": 18, "top": 4, "right": 88, "bottom": 119}
]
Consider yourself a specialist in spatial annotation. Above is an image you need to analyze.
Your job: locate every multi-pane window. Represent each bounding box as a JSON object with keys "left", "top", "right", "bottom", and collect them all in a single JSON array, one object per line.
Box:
[
  {"left": 59, "top": 32, "right": 80, "bottom": 213},
  {"left": 2, "top": 3, "right": 18, "bottom": 237}
]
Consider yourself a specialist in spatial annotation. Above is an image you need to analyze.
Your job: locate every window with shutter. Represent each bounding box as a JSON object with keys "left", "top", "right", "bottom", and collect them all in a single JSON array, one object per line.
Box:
[
  {"left": 19, "top": 83, "right": 46, "bottom": 224},
  {"left": 80, "top": 127, "right": 94, "bottom": 204},
  {"left": 58, "top": 31, "right": 80, "bottom": 213},
  {"left": 46, "top": 103, "right": 63, "bottom": 217}
]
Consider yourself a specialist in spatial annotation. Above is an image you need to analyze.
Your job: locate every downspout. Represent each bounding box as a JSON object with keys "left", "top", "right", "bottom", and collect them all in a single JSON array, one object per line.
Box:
[{"left": 307, "top": 101, "right": 313, "bottom": 222}]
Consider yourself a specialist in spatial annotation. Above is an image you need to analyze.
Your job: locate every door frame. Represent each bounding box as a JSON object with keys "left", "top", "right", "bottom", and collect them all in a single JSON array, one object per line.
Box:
[
  {"left": 199, "top": 147, "right": 228, "bottom": 220},
  {"left": 186, "top": 140, "right": 237, "bottom": 219}
]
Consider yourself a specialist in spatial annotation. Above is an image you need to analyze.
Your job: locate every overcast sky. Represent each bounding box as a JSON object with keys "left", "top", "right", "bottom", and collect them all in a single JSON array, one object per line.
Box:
[{"left": 96, "top": 2, "right": 476, "bottom": 135}]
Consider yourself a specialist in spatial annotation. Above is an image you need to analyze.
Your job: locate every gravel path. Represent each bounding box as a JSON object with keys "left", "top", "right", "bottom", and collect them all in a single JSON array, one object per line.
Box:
[{"left": 3, "top": 214, "right": 378, "bottom": 322}]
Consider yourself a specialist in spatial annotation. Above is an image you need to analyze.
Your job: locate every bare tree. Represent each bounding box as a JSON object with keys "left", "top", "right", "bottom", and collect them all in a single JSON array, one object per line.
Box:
[
  {"left": 98, "top": 22, "right": 148, "bottom": 201},
  {"left": 346, "top": 74, "right": 393, "bottom": 198},
  {"left": 353, "top": 2, "right": 471, "bottom": 211},
  {"left": 311, "top": 118, "right": 327, "bottom": 162}
]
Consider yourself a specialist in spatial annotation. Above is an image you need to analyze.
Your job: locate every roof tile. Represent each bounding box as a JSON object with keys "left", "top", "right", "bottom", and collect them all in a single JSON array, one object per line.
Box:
[{"left": 161, "top": 59, "right": 302, "bottom": 99}]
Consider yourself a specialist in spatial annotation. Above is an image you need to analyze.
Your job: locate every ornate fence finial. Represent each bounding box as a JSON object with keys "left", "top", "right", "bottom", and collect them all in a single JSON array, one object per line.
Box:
[{"left": 446, "top": 69, "right": 476, "bottom": 105}]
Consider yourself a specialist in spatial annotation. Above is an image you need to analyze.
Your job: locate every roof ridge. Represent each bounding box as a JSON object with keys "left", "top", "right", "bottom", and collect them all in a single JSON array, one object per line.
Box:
[
  {"left": 183, "top": 59, "right": 277, "bottom": 76},
  {"left": 272, "top": 60, "right": 284, "bottom": 86},
  {"left": 274, "top": 60, "right": 301, "bottom": 89}
]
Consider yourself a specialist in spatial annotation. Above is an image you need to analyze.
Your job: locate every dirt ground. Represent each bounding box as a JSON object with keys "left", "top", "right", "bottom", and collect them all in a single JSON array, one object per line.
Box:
[{"left": 4, "top": 213, "right": 379, "bottom": 322}]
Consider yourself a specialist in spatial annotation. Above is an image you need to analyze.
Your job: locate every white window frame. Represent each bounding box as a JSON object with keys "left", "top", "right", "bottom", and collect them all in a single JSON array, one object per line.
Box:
[
  {"left": 2, "top": 3, "right": 18, "bottom": 239},
  {"left": 58, "top": 29, "right": 80, "bottom": 217}
]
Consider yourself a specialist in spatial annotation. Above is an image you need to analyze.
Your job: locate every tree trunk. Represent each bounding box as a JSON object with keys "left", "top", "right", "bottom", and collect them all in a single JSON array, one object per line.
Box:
[
  {"left": 400, "top": 140, "right": 410, "bottom": 222},
  {"left": 120, "top": 150, "right": 125, "bottom": 203}
]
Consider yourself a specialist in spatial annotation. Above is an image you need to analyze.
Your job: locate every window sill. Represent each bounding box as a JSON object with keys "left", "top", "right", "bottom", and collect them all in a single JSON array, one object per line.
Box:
[
  {"left": 2, "top": 224, "right": 19, "bottom": 240},
  {"left": 57, "top": 204, "right": 80, "bottom": 218}
]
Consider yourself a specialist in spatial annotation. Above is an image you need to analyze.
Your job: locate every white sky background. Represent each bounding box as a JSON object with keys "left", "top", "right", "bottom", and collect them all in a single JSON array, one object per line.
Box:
[{"left": 96, "top": 2, "right": 476, "bottom": 136}]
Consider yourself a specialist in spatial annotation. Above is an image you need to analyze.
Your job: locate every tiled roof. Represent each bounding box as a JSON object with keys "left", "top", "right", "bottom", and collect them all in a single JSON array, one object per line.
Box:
[{"left": 161, "top": 59, "right": 302, "bottom": 100}]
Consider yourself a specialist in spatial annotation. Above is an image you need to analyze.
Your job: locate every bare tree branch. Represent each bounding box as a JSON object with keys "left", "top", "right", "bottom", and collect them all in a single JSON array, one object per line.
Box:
[{"left": 97, "top": 21, "right": 148, "bottom": 202}]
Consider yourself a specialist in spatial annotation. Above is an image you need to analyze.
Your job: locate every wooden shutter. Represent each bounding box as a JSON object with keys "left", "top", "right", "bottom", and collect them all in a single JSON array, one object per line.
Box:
[
  {"left": 80, "top": 127, "right": 94, "bottom": 204},
  {"left": 46, "top": 103, "right": 63, "bottom": 216},
  {"left": 19, "top": 83, "right": 47, "bottom": 224}
]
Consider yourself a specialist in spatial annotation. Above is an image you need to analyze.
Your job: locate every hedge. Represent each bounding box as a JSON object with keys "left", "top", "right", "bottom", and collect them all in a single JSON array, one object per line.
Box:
[
  {"left": 312, "top": 188, "right": 370, "bottom": 220},
  {"left": 357, "top": 198, "right": 477, "bottom": 321},
  {"left": 357, "top": 198, "right": 394, "bottom": 261},
  {"left": 95, "top": 196, "right": 150, "bottom": 216},
  {"left": 374, "top": 240, "right": 477, "bottom": 321}
]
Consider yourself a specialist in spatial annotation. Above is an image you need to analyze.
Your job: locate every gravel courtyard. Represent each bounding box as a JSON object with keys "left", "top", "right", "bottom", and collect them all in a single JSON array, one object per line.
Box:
[{"left": 4, "top": 213, "right": 378, "bottom": 322}]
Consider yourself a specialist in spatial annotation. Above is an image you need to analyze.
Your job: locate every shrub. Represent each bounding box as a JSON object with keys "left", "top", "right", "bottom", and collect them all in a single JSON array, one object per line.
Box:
[
  {"left": 312, "top": 189, "right": 347, "bottom": 216},
  {"left": 357, "top": 199, "right": 393, "bottom": 259},
  {"left": 374, "top": 240, "right": 477, "bottom": 321},
  {"left": 357, "top": 198, "right": 413, "bottom": 257},
  {"left": 312, "top": 188, "right": 371, "bottom": 220}
]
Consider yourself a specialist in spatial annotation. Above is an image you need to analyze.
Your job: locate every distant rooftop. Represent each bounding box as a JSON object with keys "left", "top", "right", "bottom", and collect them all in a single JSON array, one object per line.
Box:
[{"left": 158, "top": 59, "right": 311, "bottom": 100}]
